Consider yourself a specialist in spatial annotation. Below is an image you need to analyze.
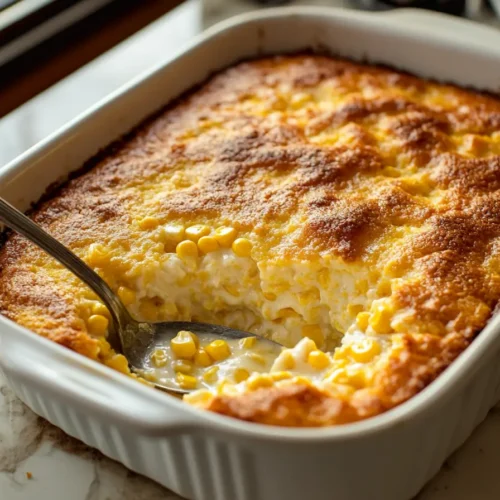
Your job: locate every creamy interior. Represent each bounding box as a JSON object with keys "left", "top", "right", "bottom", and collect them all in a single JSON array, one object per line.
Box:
[
  {"left": 129, "top": 249, "right": 379, "bottom": 351},
  {"left": 115, "top": 242, "right": 396, "bottom": 394}
]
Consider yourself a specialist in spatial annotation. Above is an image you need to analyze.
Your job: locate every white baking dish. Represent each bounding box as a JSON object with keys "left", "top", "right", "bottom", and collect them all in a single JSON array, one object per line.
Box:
[{"left": 1, "top": 7, "right": 500, "bottom": 500}]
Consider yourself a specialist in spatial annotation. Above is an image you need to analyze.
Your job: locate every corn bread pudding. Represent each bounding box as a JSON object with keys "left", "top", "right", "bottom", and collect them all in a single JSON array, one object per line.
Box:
[{"left": 1, "top": 54, "right": 500, "bottom": 427}]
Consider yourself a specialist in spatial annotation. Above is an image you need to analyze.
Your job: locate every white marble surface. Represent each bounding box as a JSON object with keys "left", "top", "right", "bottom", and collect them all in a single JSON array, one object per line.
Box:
[{"left": 1, "top": 1, "right": 500, "bottom": 499}]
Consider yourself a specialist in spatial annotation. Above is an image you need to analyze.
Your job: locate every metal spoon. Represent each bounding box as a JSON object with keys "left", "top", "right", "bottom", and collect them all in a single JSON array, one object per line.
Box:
[{"left": 0, "top": 197, "right": 282, "bottom": 394}]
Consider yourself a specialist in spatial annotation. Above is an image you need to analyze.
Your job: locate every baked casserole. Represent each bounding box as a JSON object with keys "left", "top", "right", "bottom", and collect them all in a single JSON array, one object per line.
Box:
[{"left": 1, "top": 55, "right": 500, "bottom": 427}]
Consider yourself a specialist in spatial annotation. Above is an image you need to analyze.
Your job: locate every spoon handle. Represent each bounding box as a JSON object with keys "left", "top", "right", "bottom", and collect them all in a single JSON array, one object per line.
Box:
[{"left": 0, "top": 196, "right": 132, "bottom": 332}]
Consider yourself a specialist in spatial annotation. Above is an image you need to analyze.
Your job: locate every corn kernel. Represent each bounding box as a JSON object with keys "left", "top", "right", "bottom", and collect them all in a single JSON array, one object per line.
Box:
[
  {"left": 139, "top": 301, "right": 158, "bottom": 321},
  {"left": 159, "top": 302, "right": 178, "bottom": 317},
  {"left": 301, "top": 325, "right": 324, "bottom": 347},
  {"left": 176, "top": 240, "right": 198, "bottom": 259},
  {"left": 171, "top": 330, "right": 197, "bottom": 359},
  {"left": 87, "top": 243, "right": 109, "bottom": 267},
  {"left": 318, "top": 269, "right": 330, "bottom": 288},
  {"left": 271, "top": 284, "right": 289, "bottom": 295},
  {"left": 97, "top": 337, "right": 112, "bottom": 358},
  {"left": 346, "top": 368, "right": 366, "bottom": 388},
  {"left": 307, "top": 350, "right": 330, "bottom": 370},
  {"left": 280, "top": 351, "right": 296, "bottom": 370},
  {"left": 117, "top": 286, "right": 136, "bottom": 306},
  {"left": 350, "top": 338, "right": 381, "bottom": 363},
  {"left": 247, "top": 374, "right": 274, "bottom": 390},
  {"left": 214, "top": 226, "right": 237, "bottom": 247},
  {"left": 184, "top": 390, "right": 213, "bottom": 406},
  {"left": 176, "top": 373, "right": 197, "bottom": 390},
  {"left": 328, "top": 367, "right": 365, "bottom": 388},
  {"left": 333, "top": 346, "right": 349, "bottom": 360},
  {"left": 216, "top": 379, "right": 236, "bottom": 395},
  {"left": 160, "top": 224, "right": 185, "bottom": 245},
  {"left": 271, "top": 371, "right": 292, "bottom": 381},
  {"left": 427, "top": 320, "right": 445, "bottom": 336},
  {"left": 248, "top": 352, "right": 267, "bottom": 366},
  {"left": 205, "top": 339, "right": 231, "bottom": 362},
  {"left": 188, "top": 330, "right": 200, "bottom": 347},
  {"left": 292, "top": 375, "right": 312, "bottom": 386},
  {"left": 300, "top": 338, "right": 318, "bottom": 357},
  {"left": 152, "top": 241, "right": 165, "bottom": 253},
  {"left": 92, "top": 302, "right": 110, "bottom": 317},
  {"left": 369, "top": 304, "right": 393, "bottom": 334},
  {"left": 298, "top": 289, "right": 320, "bottom": 306},
  {"left": 177, "top": 275, "right": 191, "bottom": 287},
  {"left": 139, "top": 216, "right": 159, "bottom": 230},
  {"left": 185, "top": 225, "right": 211, "bottom": 242},
  {"left": 105, "top": 354, "right": 129, "bottom": 374},
  {"left": 355, "top": 279, "right": 369, "bottom": 294},
  {"left": 203, "top": 366, "right": 219, "bottom": 383},
  {"left": 391, "top": 315, "right": 410, "bottom": 334},
  {"left": 143, "top": 371, "right": 158, "bottom": 382},
  {"left": 263, "top": 292, "right": 277, "bottom": 301},
  {"left": 223, "top": 284, "right": 240, "bottom": 297},
  {"left": 232, "top": 238, "right": 252, "bottom": 257},
  {"left": 233, "top": 368, "right": 250, "bottom": 383},
  {"left": 385, "top": 256, "right": 407, "bottom": 277},
  {"left": 377, "top": 280, "right": 392, "bottom": 297},
  {"left": 347, "top": 304, "right": 364, "bottom": 318},
  {"left": 330, "top": 359, "right": 348, "bottom": 372},
  {"left": 327, "top": 368, "right": 349, "bottom": 385},
  {"left": 356, "top": 312, "right": 370, "bottom": 331},
  {"left": 277, "top": 307, "right": 300, "bottom": 318},
  {"left": 87, "top": 314, "right": 109, "bottom": 335},
  {"left": 239, "top": 336, "right": 257, "bottom": 349},
  {"left": 198, "top": 236, "right": 219, "bottom": 254},
  {"left": 194, "top": 348, "right": 212, "bottom": 367},
  {"left": 151, "top": 349, "right": 167, "bottom": 368},
  {"left": 173, "top": 360, "right": 194, "bottom": 374}
]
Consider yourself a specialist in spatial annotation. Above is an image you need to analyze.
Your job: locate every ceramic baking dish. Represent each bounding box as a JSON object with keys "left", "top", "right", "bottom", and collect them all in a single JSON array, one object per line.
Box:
[{"left": 1, "top": 7, "right": 500, "bottom": 500}]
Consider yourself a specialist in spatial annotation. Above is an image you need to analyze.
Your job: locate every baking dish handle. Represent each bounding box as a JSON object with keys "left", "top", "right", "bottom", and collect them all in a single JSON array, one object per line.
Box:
[{"left": 2, "top": 339, "right": 207, "bottom": 435}]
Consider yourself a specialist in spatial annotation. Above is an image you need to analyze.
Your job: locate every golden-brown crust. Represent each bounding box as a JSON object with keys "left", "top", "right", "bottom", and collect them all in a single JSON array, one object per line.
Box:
[
  {"left": 1, "top": 54, "right": 500, "bottom": 426},
  {"left": 205, "top": 382, "right": 369, "bottom": 427}
]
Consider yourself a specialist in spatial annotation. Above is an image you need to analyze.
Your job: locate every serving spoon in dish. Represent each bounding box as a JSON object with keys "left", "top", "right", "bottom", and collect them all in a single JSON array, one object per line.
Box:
[{"left": 0, "top": 197, "right": 282, "bottom": 394}]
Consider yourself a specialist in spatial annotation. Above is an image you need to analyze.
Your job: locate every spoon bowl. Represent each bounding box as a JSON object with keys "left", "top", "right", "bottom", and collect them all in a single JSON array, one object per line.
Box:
[
  {"left": 0, "top": 197, "right": 282, "bottom": 394},
  {"left": 119, "top": 319, "right": 282, "bottom": 394}
]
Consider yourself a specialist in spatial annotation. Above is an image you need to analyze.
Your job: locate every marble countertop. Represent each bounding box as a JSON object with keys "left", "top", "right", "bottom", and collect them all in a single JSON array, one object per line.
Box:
[{"left": 1, "top": 1, "right": 500, "bottom": 499}]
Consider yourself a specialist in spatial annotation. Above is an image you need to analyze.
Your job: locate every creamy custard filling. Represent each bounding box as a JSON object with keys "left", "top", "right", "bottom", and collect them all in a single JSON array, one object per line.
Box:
[
  {"left": 98, "top": 229, "right": 396, "bottom": 396},
  {"left": 129, "top": 248, "right": 378, "bottom": 349}
]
